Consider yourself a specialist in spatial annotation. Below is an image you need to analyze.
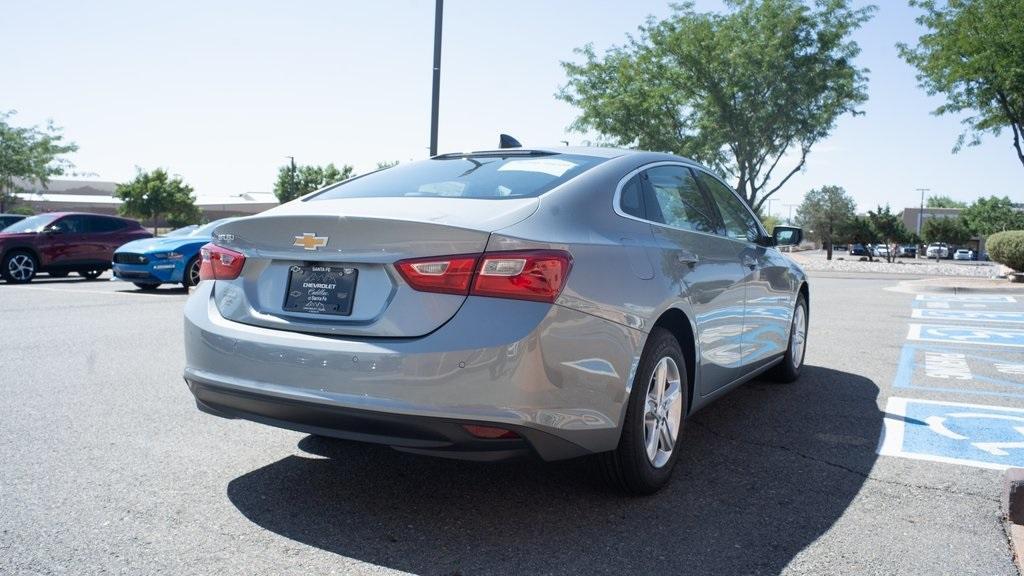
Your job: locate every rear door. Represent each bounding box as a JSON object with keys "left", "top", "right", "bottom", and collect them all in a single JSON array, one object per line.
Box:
[
  {"left": 83, "top": 216, "right": 127, "bottom": 262},
  {"left": 638, "top": 164, "right": 750, "bottom": 395},
  {"left": 697, "top": 170, "right": 792, "bottom": 368}
]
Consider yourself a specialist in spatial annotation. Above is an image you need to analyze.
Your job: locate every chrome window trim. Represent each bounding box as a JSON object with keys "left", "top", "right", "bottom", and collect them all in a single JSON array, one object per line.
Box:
[{"left": 611, "top": 160, "right": 731, "bottom": 242}]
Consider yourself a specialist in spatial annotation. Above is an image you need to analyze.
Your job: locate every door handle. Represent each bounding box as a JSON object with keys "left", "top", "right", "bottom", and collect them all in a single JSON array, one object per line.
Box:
[{"left": 677, "top": 251, "right": 699, "bottom": 265}]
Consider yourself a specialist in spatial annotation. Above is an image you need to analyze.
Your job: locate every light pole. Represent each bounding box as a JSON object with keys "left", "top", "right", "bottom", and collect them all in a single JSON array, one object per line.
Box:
[
  {"left": 915, "top": 187, "right": 930, "bottom": 235},
  {"left": 429, "top": 0, "right": 444, "bottom": 157},
  {"left": 286, "top": 156, "right": 297, "bottom": 201}
]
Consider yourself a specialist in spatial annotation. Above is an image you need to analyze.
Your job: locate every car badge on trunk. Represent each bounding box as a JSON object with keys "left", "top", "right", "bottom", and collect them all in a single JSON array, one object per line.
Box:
[{"left": 293, "top": 233, "right": 328, "bottom": 251}]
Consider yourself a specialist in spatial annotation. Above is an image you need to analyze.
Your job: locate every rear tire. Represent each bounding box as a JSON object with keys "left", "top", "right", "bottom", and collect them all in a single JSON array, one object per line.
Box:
[
  {"left": 767, "top": 292, "right": 808, "bottom": 383},
  {"left": 2, "top": 251, "right": 38, "bottom": 284},
  {"left": 598, "top": 327, "right": 688, "bottom": 495},
  {"left": 78, "top": 269, "right": 103, "bottom": 280}
]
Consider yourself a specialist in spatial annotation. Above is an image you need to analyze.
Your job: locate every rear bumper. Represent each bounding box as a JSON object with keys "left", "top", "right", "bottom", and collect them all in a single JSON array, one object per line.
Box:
[{"left": 183, "top": 281, "right": 646, "bottom": 461}]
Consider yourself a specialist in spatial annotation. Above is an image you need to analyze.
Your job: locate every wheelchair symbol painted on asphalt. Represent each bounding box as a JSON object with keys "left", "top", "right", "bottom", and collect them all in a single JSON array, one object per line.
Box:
[
  {"left": 908, "top": 324, "right": 1024, "bottom": 347},
  {"left": 880, "top": 397, "right": 1024, "bottom": 470}
]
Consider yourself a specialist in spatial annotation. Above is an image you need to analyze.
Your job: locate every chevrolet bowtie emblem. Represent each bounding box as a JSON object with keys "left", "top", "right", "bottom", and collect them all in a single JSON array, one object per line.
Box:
[{"left": 293, "top": 233, "right": 328, "bottom": 251}]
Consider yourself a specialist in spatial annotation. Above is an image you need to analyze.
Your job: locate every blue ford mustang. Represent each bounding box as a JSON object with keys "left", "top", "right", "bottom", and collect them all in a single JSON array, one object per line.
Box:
[{"left": 113, "top": 218, "right": 237, "bottom": 289}]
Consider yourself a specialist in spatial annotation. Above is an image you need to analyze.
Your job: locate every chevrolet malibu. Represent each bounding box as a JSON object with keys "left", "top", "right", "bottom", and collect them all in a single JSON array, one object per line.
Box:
[{"left": 183, "top": 147, "right": 807, "bottom": 493}]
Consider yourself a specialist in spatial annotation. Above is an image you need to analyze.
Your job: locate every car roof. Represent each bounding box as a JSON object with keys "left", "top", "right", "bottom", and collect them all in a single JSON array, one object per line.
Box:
[{"left": 436, "top": 146, "right": 702, "bottom": 164}]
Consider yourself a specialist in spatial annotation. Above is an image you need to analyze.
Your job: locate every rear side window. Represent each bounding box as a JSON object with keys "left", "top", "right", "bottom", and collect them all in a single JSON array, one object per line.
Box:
[
  {"left": 644, "top": 166, "right": 719, "bottom": 234},
  {"left": 697, "top": 171, "right": 761, "bottom": 243},
  {"left": 619, "top": 175, "right": 645, "bottom": 218},
  {"left": 86, "top": 216, "right": 124, "bottom": 233},
  {"left": 311, "top": 153, "right": 607, "bottom": 201}
]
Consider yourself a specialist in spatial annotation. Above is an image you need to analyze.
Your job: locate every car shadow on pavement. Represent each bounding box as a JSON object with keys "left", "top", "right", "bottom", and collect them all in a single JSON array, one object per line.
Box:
[{"left": 227, "top": 365, "right": 881, "bottom": 575}]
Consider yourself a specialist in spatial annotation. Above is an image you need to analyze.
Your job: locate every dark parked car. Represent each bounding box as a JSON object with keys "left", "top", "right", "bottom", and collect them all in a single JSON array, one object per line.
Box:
[
  {"left": 850, "top": 243, "right": 867, "bottom": 256},
  {"left": 0, "top": 212, "right": 152, "bottom": 283},
  {"left": 0, "top": 214, "right": 27, "bottom": 231}
]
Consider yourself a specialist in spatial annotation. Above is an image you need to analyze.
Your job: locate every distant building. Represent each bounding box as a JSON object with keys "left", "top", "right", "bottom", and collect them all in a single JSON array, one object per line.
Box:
[
  {"left": 12, "top": 178, "right": 278, "bottom": 224},
  {"left": 901, "top": 207, "right": 962, "bottom": 235}
]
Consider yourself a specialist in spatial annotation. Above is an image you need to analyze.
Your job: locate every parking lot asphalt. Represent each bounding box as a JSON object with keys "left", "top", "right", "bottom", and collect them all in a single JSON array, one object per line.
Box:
[{"left": 2, "top": 273, "right": 1021, "bottom": 575}]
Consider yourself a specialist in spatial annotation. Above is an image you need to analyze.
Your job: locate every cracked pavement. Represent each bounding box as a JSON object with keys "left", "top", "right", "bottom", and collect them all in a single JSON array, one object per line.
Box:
[{"left": 0, "top": 273, "right": 1017, "bottom": 575}]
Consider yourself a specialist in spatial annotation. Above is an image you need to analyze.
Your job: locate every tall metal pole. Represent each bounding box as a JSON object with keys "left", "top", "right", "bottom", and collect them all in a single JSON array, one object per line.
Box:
[
  {"left": 915, "top": 187, "right": 930, "bottom": 235},
  {"left": 429, "top": 0, "right": 444, "bottom": 157}
]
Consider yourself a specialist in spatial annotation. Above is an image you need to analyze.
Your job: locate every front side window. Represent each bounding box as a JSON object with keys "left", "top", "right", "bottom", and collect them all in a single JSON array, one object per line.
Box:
[
  {"left": 50, "top": 215, "right": 88, "bottom": 234},
  {"left": 697, "top": 171, "right": 761, "bottom": 243},
  {"left": 644, "top": 166, "right": 719, "bottom": 234},
  {"left": 311, "top": 153, "right": 607, "bottom": 201}
]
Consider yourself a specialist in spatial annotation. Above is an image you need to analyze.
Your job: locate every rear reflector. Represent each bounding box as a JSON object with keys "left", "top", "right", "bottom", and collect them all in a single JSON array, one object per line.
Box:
[
  {"left": 395, "top": 254, "right": 478, "bottom": 295},
  {"left": 199, "top": 243, "right": 246, "bottom": 281},
  {"left": 395, "top": 250, "right": 572, "bottom": 303},
  {"left": 463, "top": 425, "right": 520, "bottom": 439}
]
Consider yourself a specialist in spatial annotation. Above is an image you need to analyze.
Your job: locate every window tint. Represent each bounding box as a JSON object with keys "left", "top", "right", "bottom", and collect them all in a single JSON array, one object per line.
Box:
[
  {"left": 86, "top": 216, "right": 124, "bottom": 233},
  {"left": 619, "top": 175, "right": 644, "bottom": 218},
  {"left": 312, "top": 153, "right": 607, "bottom": 201},
  {"left": 644, "top": 166, "right": 719, "bottom": 234},
  {"left": 698, "top": 172, "right": 761, "bottom": 243},
  {"left": 51, "top": 215, "right": 88, "bottom": 233}
]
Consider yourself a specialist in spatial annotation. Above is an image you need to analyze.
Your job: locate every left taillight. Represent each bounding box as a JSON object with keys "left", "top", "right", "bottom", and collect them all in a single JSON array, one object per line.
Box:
[{"left": 198, "top": 243, "right": 245, "bottom": 281}]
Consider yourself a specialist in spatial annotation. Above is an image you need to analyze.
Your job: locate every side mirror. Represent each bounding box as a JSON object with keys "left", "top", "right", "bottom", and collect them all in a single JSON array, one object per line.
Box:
[
  {"left": 772, "top": 226, "right": 802, "bottom": 247},
  {"left": 44, "top": 226, "right": 63, "bottom": 235}
]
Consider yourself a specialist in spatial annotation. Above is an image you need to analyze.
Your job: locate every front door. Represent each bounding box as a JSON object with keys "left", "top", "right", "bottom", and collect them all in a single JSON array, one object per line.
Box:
[{"left": 697, "top": 171, "right": 791, "bottom": 368}]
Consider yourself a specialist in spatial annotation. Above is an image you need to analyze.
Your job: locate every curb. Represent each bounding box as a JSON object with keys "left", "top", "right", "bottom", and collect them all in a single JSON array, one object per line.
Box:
[{"left": 1004, "top": 469, "right": 1024, "bottom": 574}]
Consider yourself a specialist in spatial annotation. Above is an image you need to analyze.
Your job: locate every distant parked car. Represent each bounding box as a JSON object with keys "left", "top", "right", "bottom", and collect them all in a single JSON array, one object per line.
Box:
[
  {"left": 850, "top": 243, "right": 867, "bottom": 256},
  {"left": 0, "top": 212, "right": 152, "bottom": 283},
  {"left": 953, "top": 248, "right": 974, "bottom": 261},
  {"left": 0, "top": 214, "right": 27, "bottom": 231},
  {"left": 872, "top": 244, "right": 890, "bottom": 258},
  {"left": 833, "top": 244, "right": 848, "bottom": 251},
  {"left": 926, "top": 243, "right": 949, "bottom": 259},
  {"left": 896, "top": 245, "right": 917, "bottom": 258},
  {"left": 112, "top": 218, "right": 238, "bottom": 289}
]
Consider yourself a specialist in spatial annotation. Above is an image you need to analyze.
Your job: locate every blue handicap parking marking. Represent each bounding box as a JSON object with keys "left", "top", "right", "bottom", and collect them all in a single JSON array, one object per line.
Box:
[
  {"left": 894, "top": 343, "right": 1024, "bottom": 399},
  {"left": 908, "top": 324, "right": 1024, "bottom": 347},
  {"left": 915, "top": 294, "right": 1017, "bottom": 303},
  {"left": 880, "top": 397, "right": 1024, "bottom": 470},
  {"left": 911, "top": 309, "right": 1024, "bottom": 324}
]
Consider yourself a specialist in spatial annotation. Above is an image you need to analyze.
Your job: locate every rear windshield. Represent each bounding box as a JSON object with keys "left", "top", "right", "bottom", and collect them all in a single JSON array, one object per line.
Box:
[{"left": 310, "top": 153, "right": 607, "bottom": 201}]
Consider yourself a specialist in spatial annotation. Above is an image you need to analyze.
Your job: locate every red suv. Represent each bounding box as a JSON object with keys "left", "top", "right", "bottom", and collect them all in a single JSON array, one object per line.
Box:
[{"left": 0, "top": 212, "right": 152, "bottom": 283}]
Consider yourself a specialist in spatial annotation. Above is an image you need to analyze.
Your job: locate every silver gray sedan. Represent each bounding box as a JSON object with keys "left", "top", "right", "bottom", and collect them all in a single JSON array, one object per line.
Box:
[{"left": 183, "top": 147, "right": 807, "bottom": 494}]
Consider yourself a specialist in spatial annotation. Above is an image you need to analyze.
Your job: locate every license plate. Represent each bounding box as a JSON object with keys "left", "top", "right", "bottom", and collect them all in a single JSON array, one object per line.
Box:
[{"left": 282, "top": 264, "right": 358, "bottom": 316}]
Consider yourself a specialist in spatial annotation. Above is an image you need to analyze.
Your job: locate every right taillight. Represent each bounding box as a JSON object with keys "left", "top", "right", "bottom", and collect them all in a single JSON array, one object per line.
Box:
[
  {"left": 395, "top": 250, "right": 572, "bottom": 303},
  {"left": 199, "top": 243, "right": 246, "bottom": 281}
]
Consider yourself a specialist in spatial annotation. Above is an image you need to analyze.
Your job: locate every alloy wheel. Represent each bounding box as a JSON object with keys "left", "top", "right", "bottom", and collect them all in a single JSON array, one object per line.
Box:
[
  {"left": 791, "top": 304, "right": 807, "bottom": 369},
  {"left": 642, "top": 356, "right": 683, "bottom": 468},
  {"left": 188, "top": 258, "right": 201, "bottom": 286},
  {"left": 8, "top": 254, "right": 35, "bottom": 281}
]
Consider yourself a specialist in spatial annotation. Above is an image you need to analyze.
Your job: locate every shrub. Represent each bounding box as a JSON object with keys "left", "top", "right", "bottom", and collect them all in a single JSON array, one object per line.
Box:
[{"left": 987, "top": 231, "right": 1024, "bottom": 272}]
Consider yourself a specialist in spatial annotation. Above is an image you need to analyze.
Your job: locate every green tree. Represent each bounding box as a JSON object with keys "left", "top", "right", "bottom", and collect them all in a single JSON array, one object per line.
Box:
[
  {"left": 868, "top": 204, "right": 911, "bottom": 263},
  {"left": 795, "top": 185, "right": 857, "bottom": 260},
  {"left": 558, "top": 0, "right": 875, "bottom": 211},
  {"left": 960, "top": 195, "right": 1024, "bottom": 236},
  {"left": 921, "top": 216, "right": 971, "bottom": 246},
  {"left": 0, "top": 110, "right": 78, "bottom": 212},
  {"left": 840, "top": 216, "right": 879, "bottom": 261},
  {"left": 376, "top": 160, "right": 399, "bottom": 170},
  {"left": 116, "top": 169, "right": 200, "bottom": 234},
  {"left": 926, "top": 194, "right": 967, "bottom": 208},
  {"left": 898, "top": 0, "right": 1024, "bottom": 168},
  {"left": 273, "top": 162, "right": 354, "bottom": 203}
]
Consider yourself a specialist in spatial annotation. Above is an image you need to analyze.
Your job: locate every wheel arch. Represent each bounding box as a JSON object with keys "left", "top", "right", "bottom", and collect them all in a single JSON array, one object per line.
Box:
[
  {"left": 651, "top": 307, "right": 698, "bottom": 416},
  {"left": 2, "top": 245, "right": 42, "bottom": 268}
]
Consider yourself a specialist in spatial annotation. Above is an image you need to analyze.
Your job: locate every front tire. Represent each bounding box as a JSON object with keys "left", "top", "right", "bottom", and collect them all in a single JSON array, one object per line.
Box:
[
  {"left": 598, "top": 327, "right": 688, "bottom": 495},
  {"left": 182, "top": 255, "right": 201, "bottom": 288},
  {"left": 2, "top": 251, "right": 38, "bottom": 284},
  {"left": 767, "top": 292, "right": 808, "bottom": 383},
  {"left": 133, "top": 282, "right": 160, "bottom": 290}
]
